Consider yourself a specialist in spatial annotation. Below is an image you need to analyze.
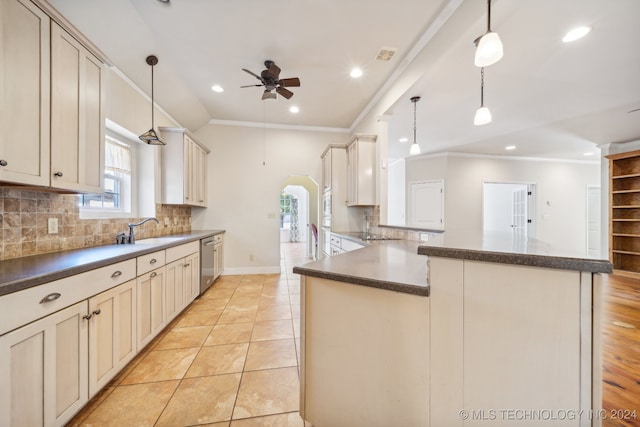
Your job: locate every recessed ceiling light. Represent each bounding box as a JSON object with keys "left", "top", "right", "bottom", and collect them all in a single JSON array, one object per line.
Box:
[
  {"left": 350, "top": 68, "right": 363, "bottom": 78},
  {"left": 505, "top": 145, "right": 516, "bottom": 150},
  {"left": 584, "top": 152, "right": 594, "bottom": 156},
  {"left": 562, "top": 26, "right": 591, "bottom": 43},
  {"left": 399, "top": 137, "right": 409, "bottom": 143},
  {"left": 289, "top": 106, "right": 300, "bottom": 114},
  {"left": 211, "top": 85, "right": 224, "bottom": 93}
]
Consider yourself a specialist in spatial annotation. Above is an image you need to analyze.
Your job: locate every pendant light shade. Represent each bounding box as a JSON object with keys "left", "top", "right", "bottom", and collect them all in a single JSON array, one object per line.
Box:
[
  {"left": 409, "top": 96, "right": 421, "bottom": 156},
  {"left": 139, "top": 55, "right": 165, "bottom": 145},
  {"left": 474, "top": 0, "right": 503, "bottom": 67},
  {"left": 474, "top": 67, "right": 492, "bottom": 126}
]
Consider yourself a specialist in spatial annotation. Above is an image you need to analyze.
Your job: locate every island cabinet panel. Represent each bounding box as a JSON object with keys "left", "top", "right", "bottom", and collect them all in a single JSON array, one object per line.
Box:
[
  {"left": 301, "top": 276, "right": 430, "bottom": 427},
  {"left": 0, "top": 300, "right": 88, "bottom": 427}
]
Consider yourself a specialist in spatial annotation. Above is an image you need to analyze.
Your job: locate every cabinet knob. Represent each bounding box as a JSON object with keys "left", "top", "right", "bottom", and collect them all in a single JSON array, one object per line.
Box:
[
  {"left": 92, "top": 309, "right": 101, "bottom": 316},
  {"left": 184, "top": 263, "right": 190, "bottom": 267},
  {"left": 0, "top": 159, "right": 7, "bottom": 167},
  {"left": 53, "top": 172, "right": 63, "bottom": 177},
  {"left": 150, "top": 271, "right": 157, "bottom": 278},
  {"left": 83, "top": 313, "right": 92, "bottom": 320}
]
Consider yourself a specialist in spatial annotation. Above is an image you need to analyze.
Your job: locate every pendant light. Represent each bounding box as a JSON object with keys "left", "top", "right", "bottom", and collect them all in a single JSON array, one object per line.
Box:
[
  {"left": 474, "top": 0, "right": 503, "bottom": 67},
  {"left": 409, "top": 96, "right": 421, "bottom": 156},
  {"left": 138, "top": 55, "right": 166, "bottom": 145},
  {"left": 474, "top": 67, "right": 492, "bottom": 126}
]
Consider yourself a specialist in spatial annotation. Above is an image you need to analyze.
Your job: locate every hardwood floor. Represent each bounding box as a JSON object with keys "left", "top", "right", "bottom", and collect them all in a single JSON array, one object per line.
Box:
[{"left": 602, "top": 274, "right": 640, "bottom": 427}]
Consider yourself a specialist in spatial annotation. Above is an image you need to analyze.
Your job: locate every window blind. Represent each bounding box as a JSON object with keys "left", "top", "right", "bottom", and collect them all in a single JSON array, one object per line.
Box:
[{"left": 105, "top": 136, "right": 131, "bottom": 173}]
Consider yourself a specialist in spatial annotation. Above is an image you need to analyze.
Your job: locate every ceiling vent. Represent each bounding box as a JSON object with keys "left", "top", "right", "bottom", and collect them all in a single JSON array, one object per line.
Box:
[{"left": 375, "top": 47, "right": 397, "bottom": 61}]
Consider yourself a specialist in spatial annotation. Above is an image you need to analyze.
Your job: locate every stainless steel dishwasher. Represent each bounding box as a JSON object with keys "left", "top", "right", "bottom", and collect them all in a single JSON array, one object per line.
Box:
[{"left": 200, "top": 236, "right": 216, "bottom": 294}]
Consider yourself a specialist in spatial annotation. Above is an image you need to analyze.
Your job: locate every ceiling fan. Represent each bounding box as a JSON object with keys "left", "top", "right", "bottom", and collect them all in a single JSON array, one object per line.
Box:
[{"left": 241, "top": 60, "right": 300, "bottom": 100}]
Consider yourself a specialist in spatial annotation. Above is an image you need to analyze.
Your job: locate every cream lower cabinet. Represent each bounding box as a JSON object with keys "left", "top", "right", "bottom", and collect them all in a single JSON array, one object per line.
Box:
[
  {"left": 185, "top": 252, "right": 200, "bottom": 302},
  {"left": 136, "top": 267, "right": 166, "bottom": 350},
  {"left": 87, "top": 279, "right": 137, "bottom": 397},
  {"left": 0, "top": 301, "right": 89, "bottom": 427}
]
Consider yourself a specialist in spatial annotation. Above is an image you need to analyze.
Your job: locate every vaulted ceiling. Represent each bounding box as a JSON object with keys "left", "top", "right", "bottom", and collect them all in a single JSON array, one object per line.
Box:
[{"left": 49, "top": 0, "right": 640, "bottom": 161}]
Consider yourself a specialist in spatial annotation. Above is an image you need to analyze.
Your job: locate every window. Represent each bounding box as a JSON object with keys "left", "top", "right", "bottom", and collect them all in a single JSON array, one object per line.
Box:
[{"left": 81, "top": 134, "right": 134, "bottom": 217}]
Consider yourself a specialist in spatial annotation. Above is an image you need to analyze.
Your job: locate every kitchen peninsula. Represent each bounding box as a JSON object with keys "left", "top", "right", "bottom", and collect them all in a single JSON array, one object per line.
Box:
[{"left": 293, "top": 232, "right": 612, "bottom": 427}]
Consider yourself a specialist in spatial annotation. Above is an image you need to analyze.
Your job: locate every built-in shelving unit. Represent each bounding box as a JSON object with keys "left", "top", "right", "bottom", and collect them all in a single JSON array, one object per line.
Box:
[{"left": 608, "top": 150, "right": 640, "bottom": 277}]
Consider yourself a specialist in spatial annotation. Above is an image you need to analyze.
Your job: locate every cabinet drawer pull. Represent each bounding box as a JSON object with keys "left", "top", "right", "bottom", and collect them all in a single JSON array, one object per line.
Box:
[
  {"left": 0, "top": 159, "right": 7, "bottom": 167},
  {"left": 92, "top": 309, "right": 101, "bottom": 316},
  {"left": 150, "top": 271, "right": 157, "bottom": 278},
  {"left": 53, "top": 171, "right": 63, "bottom": 177},
  {"left": 150, "top": 258, "right": 157, "bottom": 264},
  {"left": 111, "top": 270, "right": 122, "bottom": 278},
  {"left": 39, "top": 293, "right": 61, "bottom": 304}
]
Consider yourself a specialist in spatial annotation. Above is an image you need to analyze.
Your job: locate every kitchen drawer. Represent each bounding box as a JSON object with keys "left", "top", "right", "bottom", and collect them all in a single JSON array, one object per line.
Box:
[
  {"left": 137, "top": 250, "right": 166, "bottom": 275},
  {"left": 166, "top": 241, "right": 199, "bottom": 263},
  {"left": 213, "top": 234, "right": 224, "bottom": 243},
  {"left": 0, "top": 259, "right": 136, "bottom": 336},
  {"left": 330, "top": 234, "right": 342, "bottom": 247}
]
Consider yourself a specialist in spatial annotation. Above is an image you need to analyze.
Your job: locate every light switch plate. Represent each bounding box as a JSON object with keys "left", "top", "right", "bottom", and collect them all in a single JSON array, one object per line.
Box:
[{"left": 48, "top": 218, "right": 58, "bottom": 234}]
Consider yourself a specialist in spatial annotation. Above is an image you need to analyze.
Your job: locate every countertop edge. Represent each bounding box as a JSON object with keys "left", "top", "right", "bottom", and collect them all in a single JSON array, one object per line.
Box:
[
  {"left": 417, "top": 246, "right": 613, "bottom": 274},
  {"left": 0, "top": 230, "right": 225, "bottom": 297},
  {"left": 292, "top": 265, "right": 430, "bottom": 297}
]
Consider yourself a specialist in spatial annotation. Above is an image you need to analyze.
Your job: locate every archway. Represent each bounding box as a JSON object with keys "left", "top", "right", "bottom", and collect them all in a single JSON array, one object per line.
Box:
[{"left": 280, "top": 175, "right": 320, "bottom": 261}]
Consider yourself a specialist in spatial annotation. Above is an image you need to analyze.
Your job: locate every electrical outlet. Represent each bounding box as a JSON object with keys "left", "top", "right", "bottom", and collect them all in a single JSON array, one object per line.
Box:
[
  {"left": 164, "top": 217, "right": 170, "bottom": 227},
  {"left": 48, "top": 217, "right": 58, "bottom": 234},
  {"left": 174, "top": 217, "right": 178, "bottom": 225},
  {"left": 419, "top": 233, "right": 429, "bottom": 242},
  {"left": 249, "top": 254, "right": 254, "bottom": 261}
]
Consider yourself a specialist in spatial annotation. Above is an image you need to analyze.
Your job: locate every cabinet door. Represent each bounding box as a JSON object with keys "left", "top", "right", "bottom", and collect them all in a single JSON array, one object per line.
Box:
[
  {"left": 51, "top": 22, "right": 104, "bottom": 192},
  {"left": 184, "top": 252, "right": 200, "bottom": 303},
  {"left": 165, "top": 259, "right": 186, "bottom": 323},
  {"left": 136, "top": 267, "right": 166, "bottom": 350},
  {"left": 0, "top": 0, "right": 51, "bottom": 186},
  {"left": 0, "top": 301, "right": 88, "bottom": 427},
  {"left": 322, "top": 151, "right": 332, "bottom": 192},
  {"left": 88, "top": 279, "right": 137, "bottom": 397},
  {"left": 214, "top": 241, "right": 224, "bottom": 280},
  {"left": 193, "top": 144, "right": 207, "bottom": 207},
  {"left": 183, "top": 136, "right": 195, "bottom": 204},
  {"left": 346, "top": 143, "right": 357, "bottom": 205}
]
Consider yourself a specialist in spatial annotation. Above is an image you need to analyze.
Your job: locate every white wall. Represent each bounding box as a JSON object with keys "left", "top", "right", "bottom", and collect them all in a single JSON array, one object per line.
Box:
[
  {"left": 482, "top": 183, "right": 527, "bottom": 233},
  {"left": 192, "top": 124, "right": 346, "bottom": 274},
  {"left": 406, "top": 153, "right": 600, "bottom": 255}
]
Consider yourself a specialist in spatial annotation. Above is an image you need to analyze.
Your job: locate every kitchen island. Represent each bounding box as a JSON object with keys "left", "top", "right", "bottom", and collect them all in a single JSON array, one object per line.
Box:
[{"left": 293, "top": 232, "right": 612, "bottom": 427}]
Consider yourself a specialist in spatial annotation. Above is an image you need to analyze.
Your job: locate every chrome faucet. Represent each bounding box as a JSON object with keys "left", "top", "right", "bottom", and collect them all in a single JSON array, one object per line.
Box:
[{"left": 117, "top": 217, "right": 159, "bottom": 244}]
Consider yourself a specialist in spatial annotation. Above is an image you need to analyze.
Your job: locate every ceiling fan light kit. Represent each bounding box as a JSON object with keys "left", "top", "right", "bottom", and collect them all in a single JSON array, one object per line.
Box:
[
  {"left": 241, "top": 60, "right": 301, "bottom": 100},
  {"left": 139, "top": 55, "right": 166, "bottom": 145},
  {"left": 474, "top": 0, "right": 503, "bottom": 67}
]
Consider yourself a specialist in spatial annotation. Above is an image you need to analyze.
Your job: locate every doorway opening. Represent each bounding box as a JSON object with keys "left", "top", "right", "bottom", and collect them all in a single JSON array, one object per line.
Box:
[
  {"left": 280, "top": 176, "right": 320, "bottom": 270},
  {"left": 483, "top": 181, "right": 536, "bottom": 239}
]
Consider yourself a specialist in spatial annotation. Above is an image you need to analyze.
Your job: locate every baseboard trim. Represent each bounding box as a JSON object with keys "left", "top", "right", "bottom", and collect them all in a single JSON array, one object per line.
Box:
[{"left": 221, "top": 266, "right": 282, "bottom": 276}]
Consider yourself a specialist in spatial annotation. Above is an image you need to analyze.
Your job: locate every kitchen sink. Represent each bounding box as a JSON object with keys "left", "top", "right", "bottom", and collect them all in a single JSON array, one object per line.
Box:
[
  {"left": 361, "top": 235, "right": 401, "bottom": 241},
  {"left": 135, "top": 237, "right": 185, "bottom": 245}
]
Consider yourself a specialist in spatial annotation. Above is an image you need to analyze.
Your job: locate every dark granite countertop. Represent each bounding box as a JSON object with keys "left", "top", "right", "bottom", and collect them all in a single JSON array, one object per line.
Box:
[
  {"left": 0, "top": 230, "right": 225, "bottom": 297},
  {"left": 417, "top": 231, "right": 612, "bottom": 273},
  {"left": 293, "top": 240, "right": 429, "bottom": 297}
]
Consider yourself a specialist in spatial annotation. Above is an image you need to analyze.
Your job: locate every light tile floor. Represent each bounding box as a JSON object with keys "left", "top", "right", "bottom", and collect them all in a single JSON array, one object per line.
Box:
[{"left": 69, "top": 242, "right": 311, "bottom": 427}]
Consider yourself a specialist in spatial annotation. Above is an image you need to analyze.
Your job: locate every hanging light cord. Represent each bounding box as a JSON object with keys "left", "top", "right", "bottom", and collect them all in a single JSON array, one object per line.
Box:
[
  {"left": 263, "top": 102, "right": 266, "bottom": 166},
  {"left": 480, "top": 67, "right": 485, "bottom": 107},
  {"left": 413, "top": 100, "right": 417, "bottom": 144},
  {"left": 150, "top": 63, "right": 155, "bottom": 128}
]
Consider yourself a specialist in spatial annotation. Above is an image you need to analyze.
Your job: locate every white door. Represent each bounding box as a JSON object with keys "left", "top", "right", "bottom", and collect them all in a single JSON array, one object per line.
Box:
[
  {"left": 587, "top": 186, "right": 601, "bottom": 257},
  {"left": 408, "top": 180, "right": 444, "bottom": 229},
  {"left": 511, "top": 188, "right": 528, "bottom": 238}
]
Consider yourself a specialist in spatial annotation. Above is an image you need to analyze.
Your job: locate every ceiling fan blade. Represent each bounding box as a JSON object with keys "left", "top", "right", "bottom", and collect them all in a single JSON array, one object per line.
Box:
[
  {"left": 629, "top": 108, "right": 640, "bottom": 113},
  {"left": 276, "top": 87, "right": 294, "bottom": 99},
  {"left": 262, "top": 90, "right": 277, "bottom": 100},
  {"left": 267, "top": 62, "right": 281, "bottom": 80},
  {"left": 240, "top": 84, "right": 264, "bottom": 88},
  {"left": 279, "top": 77, "right": 300, "bottom": 87},
  {"left": 242, "top": 68, "right": 263, "bottom": 81}
]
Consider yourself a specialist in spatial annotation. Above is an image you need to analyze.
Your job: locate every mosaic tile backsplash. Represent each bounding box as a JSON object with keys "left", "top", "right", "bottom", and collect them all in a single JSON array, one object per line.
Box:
[{"left": 0, "top": 188, "right": 191, "bottom": 260}]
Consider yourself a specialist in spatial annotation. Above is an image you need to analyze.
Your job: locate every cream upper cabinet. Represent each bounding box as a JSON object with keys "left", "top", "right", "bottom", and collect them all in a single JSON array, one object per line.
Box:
[
  {"left": 346, "top": 134, "right": 377, "bottom": 206},
  {"left": 0, "top": 301, "right": 89, "bottom": 427},
  {"left": 50, "top": 22, "right": 105, "bottom": 192},
  {"left": 0, "top": 0, "right": 51, "bottom": 186},
  {"left": 159, "top": 127, "right": 209, "bottom": 207}
]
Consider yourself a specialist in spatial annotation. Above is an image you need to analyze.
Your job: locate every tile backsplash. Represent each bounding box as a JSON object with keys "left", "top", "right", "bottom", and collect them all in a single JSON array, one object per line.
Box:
[{"left": 0, "top": 188, "right": 191, "bottom": 260}]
